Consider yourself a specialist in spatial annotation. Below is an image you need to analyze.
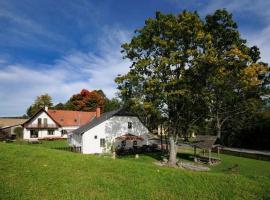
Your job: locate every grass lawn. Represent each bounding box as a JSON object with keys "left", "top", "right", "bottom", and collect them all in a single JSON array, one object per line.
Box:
[{"left": 0, "top": 141, "right": 270, "bottom": 200}]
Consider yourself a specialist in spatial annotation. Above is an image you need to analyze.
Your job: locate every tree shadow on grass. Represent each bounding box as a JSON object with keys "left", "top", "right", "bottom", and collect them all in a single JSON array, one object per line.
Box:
[
  {"left": 117, "top": 151, "right": 165, "bottom": 161},
  {"left": 118, "top": 151, "right": 196, "bottom": 162},
  {"left": 177, "top": 152, "right": 194, "bottom": 162}
]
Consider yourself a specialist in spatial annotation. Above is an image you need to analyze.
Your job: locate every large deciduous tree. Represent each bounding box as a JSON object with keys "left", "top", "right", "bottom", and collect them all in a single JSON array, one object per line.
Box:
[
  {"left": 116, "top": 9, "right": 269, "bottom": 165},
  {"left": 116, "top": 11, "right": 210, "bottom": 165},
  {"left": 201, "top": 10, "right": 268, "bottom": 141},
  {"left": 65, "top": 89, "right": 105, "bottom": 112},
  {"left": 26, "top": 94, "right": 53, "bottom": 117}
]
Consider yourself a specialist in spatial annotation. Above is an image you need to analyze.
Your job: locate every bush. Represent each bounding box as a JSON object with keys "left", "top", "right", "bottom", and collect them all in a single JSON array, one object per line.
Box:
[{"left": 14, "top": 127, "right": 23, "bottom": 139}]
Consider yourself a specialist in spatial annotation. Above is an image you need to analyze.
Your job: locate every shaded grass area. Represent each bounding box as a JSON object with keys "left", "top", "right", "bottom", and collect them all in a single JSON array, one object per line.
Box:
[
  {"left": 13, "top": 139, "right": 69, "bottom": 148},
  {"left": 0, "top": 142, "right": 270, "bottom": 200},
  {"left": 176, "top": 146, "right": 270, "bottom": 177}
]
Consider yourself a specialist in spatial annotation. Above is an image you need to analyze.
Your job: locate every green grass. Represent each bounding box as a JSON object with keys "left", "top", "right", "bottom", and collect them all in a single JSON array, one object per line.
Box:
[
  {"left": 13, "top": 139, "right": 69, "bottom": 148},
  {"left": 0, "top": 141, "right": 270, "bottom": 200}
]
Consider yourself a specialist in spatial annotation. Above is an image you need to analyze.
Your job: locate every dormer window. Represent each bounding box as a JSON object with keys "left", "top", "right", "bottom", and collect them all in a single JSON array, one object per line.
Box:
[
  {"left": 74, "top": 119, "right": 78, "bottom": 122},
  {"left": 43, "top": 118, "right": 48, "bottom": 126},
  {"left": 38, "top": 118, "right": 42, "bottom": 126},
  {"left": 128, "top": 122, "right": 132, "bottom": 129}
]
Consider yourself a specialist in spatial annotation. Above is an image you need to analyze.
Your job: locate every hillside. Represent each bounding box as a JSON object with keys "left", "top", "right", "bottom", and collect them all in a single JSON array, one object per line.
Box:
[{"left": 0, "top": 142, "right": 270, "bottom": 200}]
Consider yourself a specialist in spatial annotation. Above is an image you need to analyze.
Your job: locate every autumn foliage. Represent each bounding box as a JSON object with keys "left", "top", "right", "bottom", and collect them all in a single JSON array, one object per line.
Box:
[{"left": 66, "top": 89, "right": 105, "bottom": 112}]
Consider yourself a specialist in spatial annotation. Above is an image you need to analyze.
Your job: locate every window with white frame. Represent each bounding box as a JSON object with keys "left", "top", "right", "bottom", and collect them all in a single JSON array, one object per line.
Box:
[
  {"left": 48, "top": 130, "right": 54, "bottom": 135},
  {"left": 61, "top": 130, "right": 67, "bottom": 136},
  {"left": 100, "top": 138, "right": 105, "bottom": 147},
  {"left": 30, "top": 130, "right": 38, "bottom": 138}
]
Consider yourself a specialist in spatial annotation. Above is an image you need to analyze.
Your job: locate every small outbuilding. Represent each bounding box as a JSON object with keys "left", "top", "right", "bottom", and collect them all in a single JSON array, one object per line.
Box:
[
  {"left": 192, "top": 135, "right": 220, "bottom": 164},
  {"left": 69, "top": 109, "right": 150, "bottom": 154}
]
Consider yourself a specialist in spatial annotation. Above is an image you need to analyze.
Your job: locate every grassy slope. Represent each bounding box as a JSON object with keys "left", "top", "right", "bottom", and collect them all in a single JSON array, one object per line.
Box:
[{"left": 0, "top": 142, "right": 269, "bottom": 200}]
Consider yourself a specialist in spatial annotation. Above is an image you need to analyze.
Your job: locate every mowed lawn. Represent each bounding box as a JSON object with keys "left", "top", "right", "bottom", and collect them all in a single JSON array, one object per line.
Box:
[{"left": 0, "top": 141, "right": 270, "bottom": 200}]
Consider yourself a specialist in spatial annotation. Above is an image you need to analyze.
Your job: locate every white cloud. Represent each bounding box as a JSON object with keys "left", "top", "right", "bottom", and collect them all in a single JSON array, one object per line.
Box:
[{"left": 0, "top": 27, "right": 131, "bottom": 116}]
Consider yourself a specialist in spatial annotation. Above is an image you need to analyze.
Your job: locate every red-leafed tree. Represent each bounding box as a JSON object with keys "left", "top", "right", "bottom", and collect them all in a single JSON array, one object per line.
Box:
[{"left": 65, "top": 89, "right": 105, "bottom": 112}]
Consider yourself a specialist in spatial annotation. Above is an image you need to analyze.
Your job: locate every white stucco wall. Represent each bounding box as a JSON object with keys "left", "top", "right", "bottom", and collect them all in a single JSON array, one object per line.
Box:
[
  {"left": 23, "top": 111, "right": 61, "bottom": 140},
  {"left": 23, "top": 129, "right": 62, "bottom": 139},
  {"left": 79, "top": 116, "right": 149, "bottom": 154},
  {"left": 61, "top": 126, "right": 80, "bottom": 139}
]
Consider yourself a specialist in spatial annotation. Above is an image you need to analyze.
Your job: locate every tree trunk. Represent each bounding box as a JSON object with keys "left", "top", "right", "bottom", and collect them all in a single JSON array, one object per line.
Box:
[
  {"left": 165, "top": 134, "right": 168, "bottom": 151},
  {"left": 168, "top": 134, "right": 177, "bottom": 165},
  {"left": 216, "top": 116, "right": 222, "bottom": 139},
  {"left": 160, "top": 128, "right": 163, "bottom": 151},
  {"left": 217, "top": 127, "right": 221, "bottom": 139}
]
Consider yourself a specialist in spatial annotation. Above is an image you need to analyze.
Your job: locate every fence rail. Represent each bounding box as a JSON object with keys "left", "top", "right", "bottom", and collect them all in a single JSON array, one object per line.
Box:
[{"left": 54, "top": 146, "right": 81, "bottom": 153}]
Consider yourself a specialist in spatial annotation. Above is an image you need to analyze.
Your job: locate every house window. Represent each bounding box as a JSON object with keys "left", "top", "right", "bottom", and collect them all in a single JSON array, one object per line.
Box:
[
  {"left": 61, "top": 130, "right": 67, "bottom": 136},
  {"left": 100, "top": 138, "right": 105, "bottom": 147},
  {"left": 30, "top": 130, "right": 38, "bottom": 138},
  {"left": 44, "top": 118, "right": 48, "bottom": 127},
  {"left": 121, "top": 140, "right": 126, "bottom": 147},
  {"left": 133, "top": 140, "right": 137, "bottom": 146},
  {"left": 94, "top": 135, "right": 97, "bottom": 139},
  {"left": 48, "top": 130, "right": 54, "bottom": 135},
  {"left": 38, "top": 118, "right": 42, "bottom": 126},
  {"left": 128, "top": 122, "right": 132, "bottom": 129}
]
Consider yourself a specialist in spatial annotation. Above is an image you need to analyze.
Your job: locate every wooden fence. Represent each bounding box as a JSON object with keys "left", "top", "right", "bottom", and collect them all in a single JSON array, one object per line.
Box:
[{"left": 54, "top": 146, "right": 81, "bottom": 153}]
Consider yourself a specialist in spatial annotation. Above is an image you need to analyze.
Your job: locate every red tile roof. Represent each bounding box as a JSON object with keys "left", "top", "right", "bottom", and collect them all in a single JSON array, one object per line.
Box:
[{"left": 47, "top": 109, "right": 96, "bottom": 127}]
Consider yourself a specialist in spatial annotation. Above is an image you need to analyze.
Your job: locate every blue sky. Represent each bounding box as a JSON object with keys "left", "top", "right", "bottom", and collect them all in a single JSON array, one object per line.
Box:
[{"left": 0, "top": 0, "right": 270, "bottom": 116}]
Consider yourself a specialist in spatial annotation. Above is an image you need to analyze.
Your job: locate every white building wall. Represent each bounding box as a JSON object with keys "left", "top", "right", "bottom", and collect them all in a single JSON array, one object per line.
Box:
[
  {"left": 23, "top": 129, "right": 62, "bottom": 140},
  {"left": 23, "top": 111, "right": 61, "bottom": 140},
  {"left": 68, "top": 133, "right": 82, "bottom": 146},
  {"left": 81, "top": 116, "right": 149, "bottom": 154},
  {"left": 30, "top": 112, "right": 56, "bottom": 125},
  {"left": 61, "top": 126, "right": 79, "bottom": 138}
]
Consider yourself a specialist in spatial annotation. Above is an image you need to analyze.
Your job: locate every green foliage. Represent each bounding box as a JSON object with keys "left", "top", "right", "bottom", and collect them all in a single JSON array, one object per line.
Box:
[
  {"left": 0, "top": 142, "right": 270, "bottom": 200},
  {"left": 53, "top": 89, "right": 122, "bottom": 113},
  {"left": 26, "top": 90, "right": 121, "bottom": 115},
  {"left": 229, "top": 109, "right": 270, "bottom": 150},
  {"left": 116, "top": 9, "right": 269, "bottom": 153},
  {"left": 26, "top": 94, "right": 53, "bottom": 117},
  {"left": 53, "top": 103, "right": 66, "bottom": 110},
  {"left": 13, "top": 127, "right": 23, "bottom": 139},
  {"left": 116, "top": 11, "right": 209, "bottom": 138},
  {"left": 104, "top": 98, "right": 122, "bottom": 112}
]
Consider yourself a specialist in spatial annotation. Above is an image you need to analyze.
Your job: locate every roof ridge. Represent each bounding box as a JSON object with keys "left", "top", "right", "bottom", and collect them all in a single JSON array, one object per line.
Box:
[
  {"left": 48, "top": 109, "right": 96, "bottom": 113},
  {"left": 72, "top": 108, "right": 135, "bottom": 135}
]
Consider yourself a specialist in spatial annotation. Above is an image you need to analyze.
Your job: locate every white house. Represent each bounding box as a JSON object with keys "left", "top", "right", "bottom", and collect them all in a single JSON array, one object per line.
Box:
[
  {"left": 69, "top": 109, "right": 150, "bottom": 154},
  {"left": 22, "top": 107, "right": 100, "bottom": 140}
]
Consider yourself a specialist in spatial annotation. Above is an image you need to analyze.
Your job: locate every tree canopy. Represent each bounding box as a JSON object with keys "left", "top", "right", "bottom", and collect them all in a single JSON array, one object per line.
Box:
[
  {"left": 116, "top": 9, "right": 269, "bottom": 164},
  {"left": 65, "top": 89, "right": 105, "bottom": 112},
  {"left": 26, "top": 94, "right": 53, "bottom": 117},
  {"left": 26, "top": 90, "right": 122, "bottom": 116}
]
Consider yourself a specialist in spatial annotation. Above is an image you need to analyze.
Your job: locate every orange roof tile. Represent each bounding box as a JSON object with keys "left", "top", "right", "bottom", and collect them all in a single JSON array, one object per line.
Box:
[{"left": 47, "top": 109, "right": 96, "bottom": 127}]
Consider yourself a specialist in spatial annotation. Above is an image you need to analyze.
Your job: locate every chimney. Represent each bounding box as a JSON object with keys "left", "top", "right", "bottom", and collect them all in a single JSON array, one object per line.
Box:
[
  {"left": 45, "top": 106, "right": 48, "bottom": 111},
  {"left": 96, "top": 107, "right": 101, "bottom": 118}
]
